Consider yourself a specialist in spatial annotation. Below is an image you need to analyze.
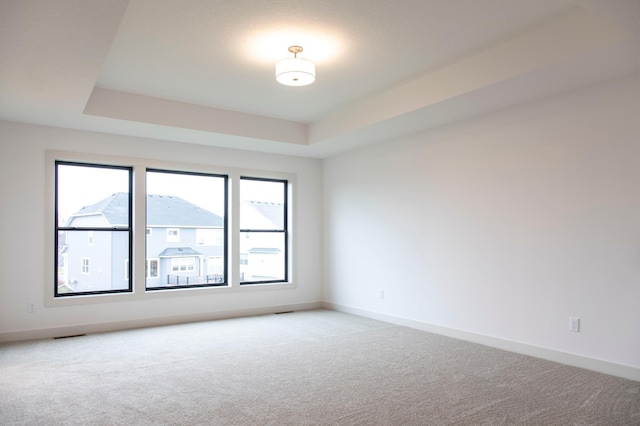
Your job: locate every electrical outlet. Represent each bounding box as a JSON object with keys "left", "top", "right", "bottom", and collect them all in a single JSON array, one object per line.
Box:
[
  {"left": 569, "top": 317, "right": 580, "bottom": 333},
  {"left": 27, "top": 303, "right": 36, "bottom": 313},
  {"left": 379, "top": 289, "right": 384, "bottom": 299}
]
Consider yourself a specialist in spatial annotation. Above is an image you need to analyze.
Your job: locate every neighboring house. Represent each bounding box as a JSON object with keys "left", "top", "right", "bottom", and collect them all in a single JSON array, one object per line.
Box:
[
  {"left": 239, "top": 200, "right": 285, "bottom": 281},
  {"left": 61, "top": 193, "right": 224, "bottom": 292},
  {"left": 60, "top": 194, "right": 284, "bottom": 292},
  {"left": 146, "top": 194, "right": 225, "bottom": 288}
]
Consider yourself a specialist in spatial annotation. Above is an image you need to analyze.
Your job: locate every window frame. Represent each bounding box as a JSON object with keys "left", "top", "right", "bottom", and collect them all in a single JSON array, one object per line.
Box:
[
  {"left": 166, "top": 228, "right": 180, "bottom": 242},
  {"left": 54, "top": 160, "right": 133, "bottom": 297},
  {"left": 170, "top": 257, "right": 196, "bottom": 273},
  {"left": 239, "top": 177, "right": 289, "bottom": 285},
  {"left": 45, "top": 150, "right": 295, "bottom": 307},
  {"left": 146, "top": 258, "right": 159, "bottom": 279},
  {"left": 80, "top": 257, "right": 90, "bottom": 275},
  {"left": 146, "top": 167, "right": 228, "bottom": 291}
]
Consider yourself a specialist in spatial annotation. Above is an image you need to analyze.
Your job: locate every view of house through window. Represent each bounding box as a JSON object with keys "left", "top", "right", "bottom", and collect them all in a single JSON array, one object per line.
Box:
[
  {"left": 55, "top": 162, "right": 132, "bottom": 296},
  {"left": 53, "top": 157, "right": 291, "bottom": 299},
  {"left": 240, "top": 177, "right": 288, "bottom": 284},
  {"left": 146, "top": 169, "right": 227, "bottom": 289}
]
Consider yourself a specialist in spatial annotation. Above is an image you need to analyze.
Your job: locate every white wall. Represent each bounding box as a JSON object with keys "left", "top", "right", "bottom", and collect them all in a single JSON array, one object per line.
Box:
[
  {"left": 324, "top": 76, "right": 640, "bottom": 376},
  {"left": 0, "top": 122, "right": 323, "bottom": 339},
  {"left": 2, "top": 75, "right": 639, "bottom": 379}
]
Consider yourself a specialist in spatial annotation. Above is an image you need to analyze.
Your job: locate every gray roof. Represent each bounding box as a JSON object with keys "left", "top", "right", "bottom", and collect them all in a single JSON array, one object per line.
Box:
[
  {"left": 158, "top": 247, "right": 202, "bottom": 257},
  {"left": 71, "top": 192, "right": 129, "bottom": 225},
  {"left": 244, "top": 201, "right": 284, "bottom": 229},
  {"left": 69, "top": 192, "right": 223, "bottom": 227},
  {"left": 147, "top": 194, "right": 223, "bottom": 227}
]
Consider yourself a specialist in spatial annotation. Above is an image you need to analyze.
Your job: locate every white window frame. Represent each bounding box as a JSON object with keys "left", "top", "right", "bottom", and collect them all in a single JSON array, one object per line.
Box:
[
  {"left": 146, "top": 258, "right": 159, "bottom": 278},
  {"left": 81, "top": 257, "right": 90, "bottom": 275},
  {"left": 166, "top": 228, "right": 180, "bottom": 242},
  {"left": 170, "top": 257, "right": 195, "bottom": 272},
  {"left": 44, "top": 150, "right": 296, "bottom": 307}
]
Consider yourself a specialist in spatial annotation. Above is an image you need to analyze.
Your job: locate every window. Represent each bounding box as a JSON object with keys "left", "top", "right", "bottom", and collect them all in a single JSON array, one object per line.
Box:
[
  {"left": 48, "top": 151, "right": 292, "bottom": 303},
  {"left": 81, "top": 257, "right": 90, "bottom": 274},
  {"left": 146, "top": 259, "right": 159, "bottom": 278},
  {"left": 147, "top": 169, "right": 227, "bottom": 290},
  {"left": 55, "top": 161, "right": 132, "bottom": 296},
  {"left": 166, "top": 228, "right": 180, "bottom": 242},
  {"left": 240, "top": 177, "right": 288, "bottom": 284},
  {"left": 171, "top": 257, "right": 195, "bottom": 272}
]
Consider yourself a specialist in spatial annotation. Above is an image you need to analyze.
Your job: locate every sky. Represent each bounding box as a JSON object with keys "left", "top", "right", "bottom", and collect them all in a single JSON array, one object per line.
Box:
[{"left": 57, "top": 164, "right": 284, "bottom": 223}]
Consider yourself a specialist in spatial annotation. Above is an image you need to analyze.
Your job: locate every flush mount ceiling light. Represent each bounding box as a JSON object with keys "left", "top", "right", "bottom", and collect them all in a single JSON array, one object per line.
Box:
[{"left": 275, "top": 46, "right": 315, "bottom": 86}]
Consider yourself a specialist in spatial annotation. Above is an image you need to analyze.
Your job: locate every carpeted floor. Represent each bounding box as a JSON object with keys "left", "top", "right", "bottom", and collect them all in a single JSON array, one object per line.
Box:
[{"left": 1, "top": 309, "right": 638, "bottom": 425}]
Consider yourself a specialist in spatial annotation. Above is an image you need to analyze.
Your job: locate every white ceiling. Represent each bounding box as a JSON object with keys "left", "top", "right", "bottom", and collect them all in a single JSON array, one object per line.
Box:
[{"left": 1, "top": 0, "right": 638, "bottom": 158}]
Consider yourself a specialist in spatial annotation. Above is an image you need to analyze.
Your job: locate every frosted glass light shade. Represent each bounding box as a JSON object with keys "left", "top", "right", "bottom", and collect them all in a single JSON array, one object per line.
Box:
[{"left": 275, "top": 57, "right": 315, "bottom": 86}]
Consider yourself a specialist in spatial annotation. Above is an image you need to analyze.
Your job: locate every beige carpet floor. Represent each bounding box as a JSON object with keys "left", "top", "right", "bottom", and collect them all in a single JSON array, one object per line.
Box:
[{"left": 1, "top": 309, "right": 638, "bottom": 425}]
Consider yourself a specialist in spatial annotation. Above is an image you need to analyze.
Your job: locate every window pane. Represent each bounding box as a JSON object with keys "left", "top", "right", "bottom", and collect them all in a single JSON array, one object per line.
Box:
[
  {"left": 240, "top": 179, "right": 285, "bottom": 230},
  {"left": 146, "top": 170, "right": 226, "bottom": 289},
  {"left": 240, "top": 178, "right": 287, "bottom": 284},
  {"left": 57, "top": 163, "right": 130, "bottom": 227},
  {"left": 148, "top": 259, "right": 158, "bottom": 278},
  {"left": 55, "top": 162, "right": 132, "bottom": 297},
  {"left": 240, "top": 232, "right": 285, "bottom": 282},
  {"left": 58, "top": 230, "right": 130, "bottom": 294}
]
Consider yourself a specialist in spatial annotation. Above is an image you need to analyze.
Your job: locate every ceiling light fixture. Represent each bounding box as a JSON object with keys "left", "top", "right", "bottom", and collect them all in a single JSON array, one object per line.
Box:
[{"left": 275, "top": 46, "right": 315, "bottom": 86}]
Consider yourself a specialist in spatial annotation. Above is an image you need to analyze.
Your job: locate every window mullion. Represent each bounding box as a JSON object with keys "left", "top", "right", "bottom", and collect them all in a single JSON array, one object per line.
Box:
[
  {"left": 229, "top": 172, "right": 241, "bottom": 288},
  {"left": 133, "top": 163, "right": 147, "bottom": 295},
  {"left": 47, "top": 150, "right": 293, "bottom": 305}
]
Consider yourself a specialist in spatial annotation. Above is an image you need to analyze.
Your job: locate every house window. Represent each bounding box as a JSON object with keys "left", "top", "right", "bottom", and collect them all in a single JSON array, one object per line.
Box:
[
  {"left": 147, "top": 169, "right": 227, "bottom": 290},
  {"left": 239, "top": 177, "right": 288, "bottom": 284},
  {"left": 146, "top": 259, "right": 159, "bottom": 278},
  {"left": 166, "top": 228, "right": 180, "bottom": 242},
  {"left": 170, "top": 257, "right": 195, "bottom": 272},
  {"left": 48, "top": 151, "right": 292, "bottom": 304},
  {"left": 81, "top": 257, "right": 90, "bottom": 274},
  {"left": 54, "top": 161, "right": 132, "bottom": 296}
]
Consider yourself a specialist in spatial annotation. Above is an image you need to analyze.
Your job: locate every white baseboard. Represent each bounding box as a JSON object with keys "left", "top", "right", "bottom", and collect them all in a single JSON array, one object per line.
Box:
[
  {"left": 322, "top": 302, "right": 640, "bottom": 382},
  {"left": 0, "top": 302, "right": 323, "bottom": 343}
]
